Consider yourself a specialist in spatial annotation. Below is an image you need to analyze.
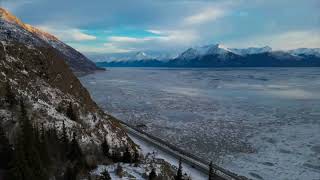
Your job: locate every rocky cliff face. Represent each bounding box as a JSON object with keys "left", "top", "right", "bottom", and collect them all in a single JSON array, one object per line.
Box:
[
  {"left": 0, "top": 8, "right": 103, "bottom": 75},
  {"left": 0, "top": 8, "right": 135, "bottom": 157}
]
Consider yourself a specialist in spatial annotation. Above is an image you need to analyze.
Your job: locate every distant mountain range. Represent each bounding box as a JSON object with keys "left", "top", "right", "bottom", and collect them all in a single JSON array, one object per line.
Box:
[
  {"left": 0, "top": 8, "right": 103, "bottom": 75},
  {"left": 95, "top": 44, "right": 320, "bottom": 67},
  {"left": 88, "top": 51, "right": 176, "bottom": 62}
]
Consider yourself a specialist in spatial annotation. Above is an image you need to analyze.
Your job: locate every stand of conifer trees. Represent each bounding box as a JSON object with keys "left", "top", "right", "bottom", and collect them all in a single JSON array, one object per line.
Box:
[
  {"left": 100, "top": 138, "right": 139, "bottom": 164},
  {"left": 5, "top": 100, "right": 86, "bottom": 180},
  {"left": 9, "top": 100, "right": 49, "bottom": 180},
  {"left": 0, "top": 123, "right": 13, "bottom": 179}
]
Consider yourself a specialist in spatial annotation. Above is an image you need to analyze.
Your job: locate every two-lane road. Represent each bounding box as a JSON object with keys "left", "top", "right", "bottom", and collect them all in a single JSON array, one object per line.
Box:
[{"left": 120, "top": 122, "right": 247, "bottom": 180}]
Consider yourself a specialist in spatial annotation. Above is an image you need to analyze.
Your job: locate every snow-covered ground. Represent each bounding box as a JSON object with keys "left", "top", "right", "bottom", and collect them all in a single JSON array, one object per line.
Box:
[
  {"left": 128, "top": 133, "right": 207, "bottom": 179},
  {"left": 90, "top": 133, "right": 207, "bottom": 180},
  {"left": 91, "top": 164, "right": 146, "bottom": 180},
  {"left": 81, "top": 67, "right": 320, "bottom": 180}
]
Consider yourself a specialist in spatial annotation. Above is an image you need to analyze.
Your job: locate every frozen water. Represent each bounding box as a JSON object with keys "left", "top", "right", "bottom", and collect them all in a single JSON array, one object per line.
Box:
[{"left": 80, "top": 68, "right": 320, "bottom": 180}]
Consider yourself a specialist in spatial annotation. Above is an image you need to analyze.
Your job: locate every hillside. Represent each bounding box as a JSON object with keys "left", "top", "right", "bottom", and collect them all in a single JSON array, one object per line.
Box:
[
  {"left": 0, "top": 7, "right": 138, "bottom": 179},
  {"left": 0, "top": 7, "right": 186, "bottom": 180}
]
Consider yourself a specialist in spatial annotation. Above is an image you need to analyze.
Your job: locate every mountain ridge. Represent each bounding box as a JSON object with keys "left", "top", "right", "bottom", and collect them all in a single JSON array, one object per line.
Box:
[
  {"left": 0, "top": 7, "right": 137, "bottom": 178},
  {"left": 96, "top": 44, "right": 320, "bottom": 67},
  {"left": 0, "top": 7, "right": 103, "bottom": 75}
]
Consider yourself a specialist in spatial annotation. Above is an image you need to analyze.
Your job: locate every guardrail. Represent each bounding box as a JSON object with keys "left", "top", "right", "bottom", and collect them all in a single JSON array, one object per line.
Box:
[{"left": 119, "top": 120, "right": 248, "bottom": 180}]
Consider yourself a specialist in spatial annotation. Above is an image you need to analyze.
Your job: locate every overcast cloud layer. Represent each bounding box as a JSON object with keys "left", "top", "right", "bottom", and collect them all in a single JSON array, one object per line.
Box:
[{"left": 1, "top": 0, "right": 320, "bottom": 53}]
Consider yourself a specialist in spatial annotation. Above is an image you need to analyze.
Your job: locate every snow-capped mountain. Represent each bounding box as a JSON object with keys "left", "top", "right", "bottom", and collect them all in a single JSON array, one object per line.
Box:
[
  {"left": 174, "top": 44, "right": 241, "bottom": 65},
  {"left": 88, "top": 51, "right": 154, "bottom": 62},
  {"left": 88, "top": 51, "right": 176, "bottom": 62},
  {"left": 0, "top": 8, "right": 102, "bottom": 75},
  {"left": 178, "top": 44, "right": 235, "bottom": 60},
  {"left": 99, "top": 44, "right": 320, "bottom": 67},
  {"left": 175, "top": 44, "right": 239, "bottom": 61},
  {"left": 178, "top": 48, "right": 200, "bottom": 60},
  {"left": 134, "top": 51, "right": 152, "bottom": 60},
  {"left": 231, "top": 46, "right": 272, "bottom": 55},
  {"left": 288, "top": 48, "right": 320, "bottom": 57},
  {"left": 205, "top": 44, "right": 234, "bottom": 55}
]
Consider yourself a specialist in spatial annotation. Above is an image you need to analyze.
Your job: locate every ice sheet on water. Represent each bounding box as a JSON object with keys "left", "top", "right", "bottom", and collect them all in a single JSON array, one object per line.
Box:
[{"left": 81, "top": 67, "right": 320, "bottom": 180}]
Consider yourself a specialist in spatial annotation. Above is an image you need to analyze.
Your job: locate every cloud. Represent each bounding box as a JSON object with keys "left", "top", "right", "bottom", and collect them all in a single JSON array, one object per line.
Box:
[
  {"left": 269, "top": 30, "right": 320, "bottom": 50},
  {"left": 105, "top": 30, "right": 199, "bottom": 52},
  {"left": 183, "top": 7, "right": 226, "bottom": 25},
  {"left": 108, "top": 36, "right": 152, "bottom": 43},
  {"left": 6, "top": 0, "right": 318, "bottom": 53},
  {"left": 71, "top": 31, "right": 96, "bottom": 41},
  {"left": 70, "top": 43, "right": 133, "bottom": 54},
  {"left": 146, "top": 29, "right": 164, "bottom": 35},
  {"left": 36, "top": 25, "right": 96, "bottom": 41},
  {"left": 225, "top": 30, "right": 320, "bottom": 50}
]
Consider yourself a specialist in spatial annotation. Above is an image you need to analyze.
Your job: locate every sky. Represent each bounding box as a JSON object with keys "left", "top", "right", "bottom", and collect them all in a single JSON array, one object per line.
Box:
[{"left": 1, "top": 0, "right": 320, "bottom": 54}]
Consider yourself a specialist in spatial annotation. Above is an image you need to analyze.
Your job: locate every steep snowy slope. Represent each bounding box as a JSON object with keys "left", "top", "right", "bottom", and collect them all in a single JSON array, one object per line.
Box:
[
  {"left": 230, "top": 46, "right": 272, "bottom": 56},
  {"left": 0, "top": 8, "right": 102, "bottom": 75},
  {"left": 177, "top": 44, "right": 235, "bottom": 60},
  {"left": 289, "top": 48, "right": 320, "bottom": 57}
]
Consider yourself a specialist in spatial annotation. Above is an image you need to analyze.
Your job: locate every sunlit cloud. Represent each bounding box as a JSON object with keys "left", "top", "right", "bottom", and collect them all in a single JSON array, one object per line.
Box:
[
  {"left": 37, "top": 25, "right": 96, "bottom": 41},
  {"left": 70, "top": 43, "right": 133, "bottom": 53}
]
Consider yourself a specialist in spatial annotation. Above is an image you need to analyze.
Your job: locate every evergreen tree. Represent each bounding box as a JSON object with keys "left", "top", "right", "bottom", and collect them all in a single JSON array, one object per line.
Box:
[
  {"left": 0, "top": 123, "right": 13, "bottom": 180},
  {"left": 39, "top": 124, "right": 51, "bottom": 167},
  {"left": 64, "top": 165, "right": 76, "bottom": 180},
  {"left": 68, "top": 132, "right": 83, "bottom": 162},
  {"left": 115, "top": 164, "right": 123, "bottom": 178},
  {"left": 208, "top": 161, "right": 214, "bottom": 180},
  {"left": 101, "top": 137, "right": 109, "bottom": 157},
  {"left": 149, "top": 168, "right": 157, "bottom": 180},
  {"left": 175, "top": 158, "right": 183, "bottom": 180},
  {"left": 60, "top": 121, "right": 69, "bottom": 156},
  {"left": 47, "top": 122, "right": 60, "bottom": 160},
  {"left": 100, "top": 169, "right": 111, "bottom": 180},
  {"left": 66, "top": 102, "right": 77, "bottom": 121},
  {"left": 33, "top": 124, "right": 41, "bottom": 154},
  {"left": 208, "top": 161, "right": 219, "bottom": 180},
  {"left": 111, "top": 151, "right": 122, "bottom": 162},
  {"left": 123, "top": 147, "right": 132, "bottom": 163},
  {"left": 52, "top": 121, "right": 58, "bottom": 139},
  {"left": 0, "top": 124, "right": 12, "bottom": 169},
  {"left": 133, "top": 149, "right": 140, "bottom": 163},
  {"left": 51, "top": 122, "right": 60, "bottom": 146},
  {"left": 9, "top": 133, "right": 30, "bottom": 180},
  {"left": 5, "top": 81, "right": 16, "bottom": 108}
]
